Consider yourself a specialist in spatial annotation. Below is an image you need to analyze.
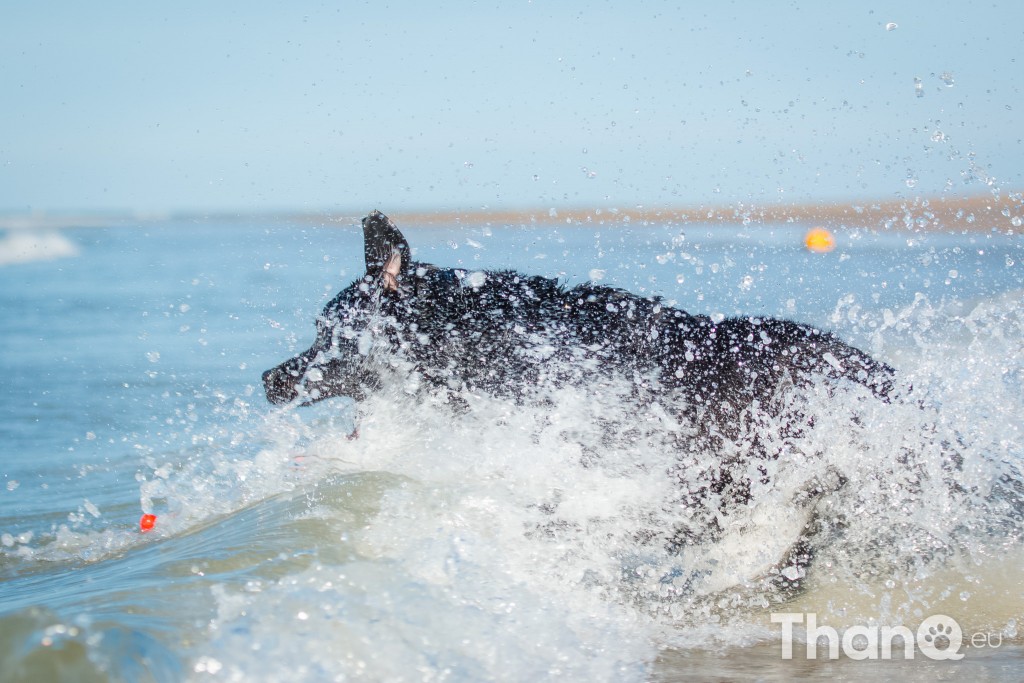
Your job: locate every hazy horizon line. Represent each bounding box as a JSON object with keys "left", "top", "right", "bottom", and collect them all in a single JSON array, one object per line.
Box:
[{"left": 1, "top": 191, "right": 1021, "bottom": 233}]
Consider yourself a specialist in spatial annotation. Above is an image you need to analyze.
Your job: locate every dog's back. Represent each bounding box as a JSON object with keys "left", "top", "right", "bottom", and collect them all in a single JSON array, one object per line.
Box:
[{"left": 399, "top": 268, "right": 894, "bottom": 419}]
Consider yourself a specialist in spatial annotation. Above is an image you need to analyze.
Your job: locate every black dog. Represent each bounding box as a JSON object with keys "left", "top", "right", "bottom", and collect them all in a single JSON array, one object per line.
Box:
[
  {"left": 263, "top": 211, "right": 895, "bottom": 563},
  {"left": 264, "top": 210, "right": 892, "bottom": 418}
]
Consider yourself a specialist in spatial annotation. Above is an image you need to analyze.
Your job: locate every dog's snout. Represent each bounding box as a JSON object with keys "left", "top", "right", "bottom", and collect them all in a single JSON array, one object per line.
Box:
[{"left": 262, "top": 364, "right": 299, "bottom": 405}]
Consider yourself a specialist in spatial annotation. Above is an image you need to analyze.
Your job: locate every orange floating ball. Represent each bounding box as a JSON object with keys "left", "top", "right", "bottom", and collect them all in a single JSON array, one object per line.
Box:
[
  {"left": 805, "top": 227, "right": 836, "bottom": 253},
  {"left": 139, "top": 513, "right": 157, "bottom": 532}
]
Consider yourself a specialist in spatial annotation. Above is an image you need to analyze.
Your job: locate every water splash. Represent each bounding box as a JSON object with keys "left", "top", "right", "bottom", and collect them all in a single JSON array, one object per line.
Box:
[{"left": 0, "top": 231, "right": 79, "bottom": 266}]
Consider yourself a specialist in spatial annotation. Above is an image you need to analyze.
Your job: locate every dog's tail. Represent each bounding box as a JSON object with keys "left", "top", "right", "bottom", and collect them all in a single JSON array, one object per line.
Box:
[
  {"left": 753, "top": 318, "right": 897, "bottom": 401},
  {"left": 815, "top": 332, "right": 898, "bottom": 402}
]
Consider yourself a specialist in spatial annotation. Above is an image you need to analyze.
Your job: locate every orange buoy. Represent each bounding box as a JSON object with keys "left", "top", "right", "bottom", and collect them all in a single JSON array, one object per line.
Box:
[
  {"left": 139, "top": 513, "right": 157, "bottom": 532},
  {"left": 805, "top": 227, "right": 836, "bottom": 253}
]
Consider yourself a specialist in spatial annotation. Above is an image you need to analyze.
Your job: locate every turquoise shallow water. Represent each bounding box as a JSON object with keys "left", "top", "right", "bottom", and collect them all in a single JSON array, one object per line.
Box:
[{"left": 1, "top": 217, "right": 1023, "bottom": 681}]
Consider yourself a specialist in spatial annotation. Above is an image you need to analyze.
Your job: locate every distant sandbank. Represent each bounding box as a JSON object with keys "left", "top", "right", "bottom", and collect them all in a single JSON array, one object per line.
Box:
[
  {"left": 1, "top": 192, "right": 1021, "bottom": 233},
  {"left": 380, "top": 192, "right": 1023, "bottom": 233}
]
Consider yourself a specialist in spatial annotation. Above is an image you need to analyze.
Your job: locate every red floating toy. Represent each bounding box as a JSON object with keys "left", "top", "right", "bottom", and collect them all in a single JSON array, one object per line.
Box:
[{"left": 139, "top": 513, "right": 157, "bottom": 532}]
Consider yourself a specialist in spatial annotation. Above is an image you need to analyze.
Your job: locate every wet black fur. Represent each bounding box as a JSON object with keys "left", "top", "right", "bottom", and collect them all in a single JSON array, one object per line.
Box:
[
  {"left": 263, "top": 211, "right": 896, "bottom": 577},
  {"left": 264, "top": 212, "right": 894, "bottom": 423}
]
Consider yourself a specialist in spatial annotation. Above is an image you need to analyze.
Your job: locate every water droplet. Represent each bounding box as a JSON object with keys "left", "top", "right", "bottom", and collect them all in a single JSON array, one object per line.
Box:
[
  {"left": 914, "top": 76, "right": 924, "bottom": 98},
  {"left": 1012, "top": 216, "right": 1022, "bottom": 227},
  {"left": 675, "top": 273, "right": 686, "bottom": 284},
  {"left": 940, "top": 71, "right": 955, "bottom": 87},
  {"left": 885, "top": 22, "right": 899, "bottom": 31},
  {"left": 1005, "top": 619, "right": 1019, "bottom": 638}
]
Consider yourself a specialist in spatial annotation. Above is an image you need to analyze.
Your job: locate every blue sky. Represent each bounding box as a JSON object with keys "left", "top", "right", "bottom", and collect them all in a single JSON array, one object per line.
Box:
[{"left": 1, "top": 1, "right": 1021, "bottom": 213}]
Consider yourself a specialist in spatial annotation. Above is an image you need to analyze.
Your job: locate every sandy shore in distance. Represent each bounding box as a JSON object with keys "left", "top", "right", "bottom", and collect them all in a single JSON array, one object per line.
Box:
[
  {"left": 2, "top": 192, "right": 1021, "bottom": 232},
  {"left": 379, "top": 192, "right": 1023, "bottom": 232}
]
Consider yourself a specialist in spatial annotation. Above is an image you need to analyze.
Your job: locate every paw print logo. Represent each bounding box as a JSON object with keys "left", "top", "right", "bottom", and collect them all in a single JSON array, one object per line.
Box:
[
  {"left": 925, "top": 623, "right": 953, "bottom": 648},
  {"left": 917, "top": 614, "right": 965, "bottom": 660}
]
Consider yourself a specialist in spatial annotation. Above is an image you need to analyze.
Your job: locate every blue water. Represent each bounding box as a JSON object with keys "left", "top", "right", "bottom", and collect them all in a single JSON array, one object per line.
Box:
[{"left": 1, "top": 216, "right": 1023, "bottom": 681}]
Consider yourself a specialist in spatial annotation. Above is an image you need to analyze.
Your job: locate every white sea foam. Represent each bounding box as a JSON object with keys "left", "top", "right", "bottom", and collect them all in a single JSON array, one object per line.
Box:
[{"left": 0, "top": 230, "right": 79, "bottom": 265}]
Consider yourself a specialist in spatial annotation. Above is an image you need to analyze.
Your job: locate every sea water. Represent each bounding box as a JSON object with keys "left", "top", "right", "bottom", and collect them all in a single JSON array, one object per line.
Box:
[{"left": 0, "top": 215, "right": 1022, "bottom": 681}]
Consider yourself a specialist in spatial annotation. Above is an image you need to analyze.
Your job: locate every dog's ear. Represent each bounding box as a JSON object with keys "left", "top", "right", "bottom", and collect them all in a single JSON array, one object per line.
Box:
[{"left": 362, "top": 210, "right": 410, "bottom": 292}]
